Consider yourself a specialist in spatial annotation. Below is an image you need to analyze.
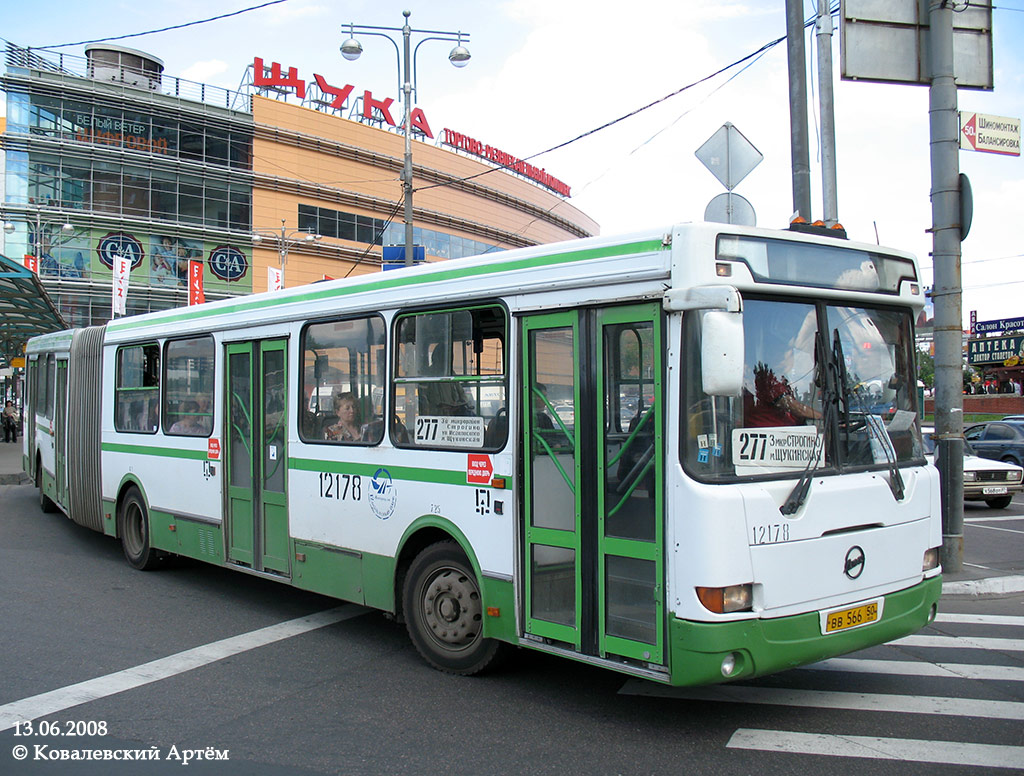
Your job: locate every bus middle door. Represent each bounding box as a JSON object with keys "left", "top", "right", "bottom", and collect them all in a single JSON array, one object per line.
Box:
[
  {"left": 522, "top": 304, "right": 664, "bottom": 666},
  {"left": 225, "top": 339, "right": 290, "bottom": 575}
]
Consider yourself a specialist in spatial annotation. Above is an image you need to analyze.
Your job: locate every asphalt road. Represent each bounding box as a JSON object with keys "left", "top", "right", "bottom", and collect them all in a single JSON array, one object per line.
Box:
[{"left": 1, "top": 481, "right": 1022, "bottom": 776}]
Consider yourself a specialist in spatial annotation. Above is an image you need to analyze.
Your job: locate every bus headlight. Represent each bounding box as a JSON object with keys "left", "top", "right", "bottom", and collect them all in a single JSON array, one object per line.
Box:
[
  {"left": 922, "top": 547, "right": 940, "bottom": 572},
  {"left": 696, "top": 584, "right": 753, "bottom": 614}
]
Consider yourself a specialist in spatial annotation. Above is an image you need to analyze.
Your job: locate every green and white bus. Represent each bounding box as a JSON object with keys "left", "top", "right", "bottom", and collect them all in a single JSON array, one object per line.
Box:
[{"left": 23, "top": 221, "right": 942, "bottom": 685}]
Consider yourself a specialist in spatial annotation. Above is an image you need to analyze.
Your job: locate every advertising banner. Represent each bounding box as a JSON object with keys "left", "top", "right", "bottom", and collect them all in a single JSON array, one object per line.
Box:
[
  {"left": 112, "top": 254, "right": 131, "bottom": 316},
  {"left": 188, "top": 260, "right": 205, "bottom": 305},
  {"left": 967, "top": 335, "right": 1024, "bottom": 366},
  {"left": 268, "top": 265, "right": 283, "bottom": 292}
]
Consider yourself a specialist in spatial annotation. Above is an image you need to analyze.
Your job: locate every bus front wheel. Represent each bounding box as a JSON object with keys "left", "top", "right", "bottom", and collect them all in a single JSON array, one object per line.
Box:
[
  {"left": 117, "top": 488, "right": 162, "bottom": 570},
  {"left": 403, "top": 541, "right": 506, "bottom": 675}
]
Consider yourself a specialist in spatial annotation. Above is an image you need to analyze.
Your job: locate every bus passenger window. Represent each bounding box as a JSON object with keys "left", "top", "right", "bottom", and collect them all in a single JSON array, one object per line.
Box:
[
  {"left": 164, "top": 335, "right": 214, "bottom": 436},
  {"left": 300, "top": 315, "right": 386, "bottom": 445},
  {"left": 393, "top": 305, "right": 507, "bottom": 450},
  {"left": 114, "top": 344, "right": 160, "bottom": 434}
]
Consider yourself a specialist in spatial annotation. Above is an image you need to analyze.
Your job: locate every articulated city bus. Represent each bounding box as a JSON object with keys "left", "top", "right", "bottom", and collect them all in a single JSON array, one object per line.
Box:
[{"left": 23, "top": 221, "right": 942, "bottom": 685}]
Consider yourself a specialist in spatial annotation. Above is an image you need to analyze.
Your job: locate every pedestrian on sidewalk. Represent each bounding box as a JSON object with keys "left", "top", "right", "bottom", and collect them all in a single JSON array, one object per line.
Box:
[{"left": 3, "top": 400, "right": 19, "bottom": 442}]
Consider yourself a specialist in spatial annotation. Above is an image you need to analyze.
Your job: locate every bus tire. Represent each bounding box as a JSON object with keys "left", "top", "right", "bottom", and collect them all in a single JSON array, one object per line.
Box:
[
  {"left": 36, "top": 463, "right": 56, "bottom": 514},
  {"left": 118, "top": 488, "right": 162, "bottom": 570},
  {"left": 403, "top": 541, "right": 506, "bottom": 675}
]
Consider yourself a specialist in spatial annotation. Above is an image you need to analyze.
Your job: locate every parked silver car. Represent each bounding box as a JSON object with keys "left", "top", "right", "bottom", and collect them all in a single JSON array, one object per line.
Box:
[{"left": 923, "top": 428, "right": 1023, "bottom": 509}]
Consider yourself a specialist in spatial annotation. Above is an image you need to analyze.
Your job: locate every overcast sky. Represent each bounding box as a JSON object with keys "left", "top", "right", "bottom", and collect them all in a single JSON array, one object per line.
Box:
[{"left": 3, "top": 0, "right": 1022, "bottom": 327}]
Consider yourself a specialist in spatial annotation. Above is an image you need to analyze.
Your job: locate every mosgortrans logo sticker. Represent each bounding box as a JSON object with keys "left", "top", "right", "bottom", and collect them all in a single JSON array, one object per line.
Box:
[
  {"left": 97, "top": 232, "right": 145, "bottom": 270},
  {"left": 368, "top": 467, "right": 396, "bottom": 520}
]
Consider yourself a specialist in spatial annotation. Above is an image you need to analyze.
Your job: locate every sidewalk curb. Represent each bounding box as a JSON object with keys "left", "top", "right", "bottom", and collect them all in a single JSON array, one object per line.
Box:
[
  {"left": 942, "top": 575, "right": 1024, "bottom": 597},
  {"left": 0, "top": 473, "right": 30, "bottom": 486}
]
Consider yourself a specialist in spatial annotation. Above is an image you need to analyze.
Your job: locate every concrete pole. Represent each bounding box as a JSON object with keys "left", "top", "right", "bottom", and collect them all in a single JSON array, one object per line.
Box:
[
  {"left": 402, "top": 11, "right": 414, "bottom": 267},
  {"left": 929, "top": 0, "right": 964, "bottom": 571},
  {"left": 786, "top": 0, "right": 812, "bottom": 221},
  {"left": 815, "top": 1, "right": 839, "bottom": 225}
]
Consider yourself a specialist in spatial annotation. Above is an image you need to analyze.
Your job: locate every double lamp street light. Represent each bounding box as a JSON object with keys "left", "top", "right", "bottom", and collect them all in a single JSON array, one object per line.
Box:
[
  {"left": 251, "top": 219, "right": 321, "bottom": 290},
  {"left": 340, "top": 11, "right": 471, "bottom": 267},
  {"left": 3, "top": 210, "right": 76, "bottom": 274}
]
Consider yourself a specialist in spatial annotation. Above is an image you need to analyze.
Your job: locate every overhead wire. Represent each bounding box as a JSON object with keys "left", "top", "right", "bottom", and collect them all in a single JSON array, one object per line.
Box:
[{"left": 34, "top": 0, "right": 292, "bottom": 50}]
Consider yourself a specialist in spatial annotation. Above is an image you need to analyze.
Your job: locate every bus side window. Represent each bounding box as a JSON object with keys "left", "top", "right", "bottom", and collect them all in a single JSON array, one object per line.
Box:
[
  {"left": 393, "top": 305, "right": 507, "bottom": 450},
  {"left": 299, "top": 315, "right": 386, "bottom": 445},
  {"left": 114, "top": 343, "right": 160, "bottom": 434},
  {"left": 164, "top": 335, "right": 215, "bottom": 436}
]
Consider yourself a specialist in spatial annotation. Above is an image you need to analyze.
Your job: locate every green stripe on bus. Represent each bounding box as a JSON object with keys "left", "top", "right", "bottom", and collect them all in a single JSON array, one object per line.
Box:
[
  {"left": 289, "top": 456, "right": 467, "bottom": 486},
  {"left": 106, "top": 239, "right": 666, "bottom": 333},
  {"left": 102, "top": 442, "right": 209, "bottom": 461}
]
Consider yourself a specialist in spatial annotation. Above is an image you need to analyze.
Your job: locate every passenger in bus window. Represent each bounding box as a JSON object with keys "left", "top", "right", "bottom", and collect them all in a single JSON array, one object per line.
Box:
[
  {"left": 744, "top": 362, "right": 819, "bottom": 428},
  {"left": 325, "top": 392, "right": 362, "bottom": 442},
  {"left": 419, "top": 345, "right": 472, "bottom": 416},
  {"left": 532, "top": 383, "right": 555, "bottom": 430},
  {"left": 169, "top": 400, "right": 202, "bottom": 434}
]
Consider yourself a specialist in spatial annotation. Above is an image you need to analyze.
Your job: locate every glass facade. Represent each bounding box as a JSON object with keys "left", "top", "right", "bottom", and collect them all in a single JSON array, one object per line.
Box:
[
  {"left": 5, "top": 89, "right": 252, "bottom": 229},
  {"left": 2, "top": 79, "right": 256, "bottom": 324},
  {"left": 298, "top": 204, "right": 502, "bottom": 260}
]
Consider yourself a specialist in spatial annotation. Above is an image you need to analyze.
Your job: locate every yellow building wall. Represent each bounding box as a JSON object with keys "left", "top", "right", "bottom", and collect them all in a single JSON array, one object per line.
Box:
[{"left": 250, "top": 96, "right": 597, "bottom": 291}]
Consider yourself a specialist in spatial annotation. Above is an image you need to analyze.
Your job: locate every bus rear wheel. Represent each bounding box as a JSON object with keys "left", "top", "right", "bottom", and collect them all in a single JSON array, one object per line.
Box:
[
  {"left": 36, "top": 462, "right": 56, "bottom": 514},
  {"left": 117, "top": 488, "right": 162, "bottom": 570},
  {"left": 403, "top": 541, "right": 506, "bottom": 675}
]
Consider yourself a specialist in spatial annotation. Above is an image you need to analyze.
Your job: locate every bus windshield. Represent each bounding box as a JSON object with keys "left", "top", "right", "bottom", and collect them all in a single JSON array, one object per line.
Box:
[{"left": 683, "top": 296, "right": 924, "bottom": 481}]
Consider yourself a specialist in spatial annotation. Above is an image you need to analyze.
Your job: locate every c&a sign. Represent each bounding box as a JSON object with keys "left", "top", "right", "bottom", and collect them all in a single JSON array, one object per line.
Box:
[
  {"left": 97, "top": 232, "right": 145, "bottom": 270},
  {"left": 208, "top": 246, "right": 249, "bottom": 282}
]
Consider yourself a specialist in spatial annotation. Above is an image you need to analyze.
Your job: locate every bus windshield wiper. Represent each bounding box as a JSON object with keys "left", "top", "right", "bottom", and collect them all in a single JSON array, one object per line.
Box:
[
  {"left": 780, "top": 331, "right": 835, "bottom": 515},
  {"left": 834, "top": 330, "right": 904, "bottom": 502}
]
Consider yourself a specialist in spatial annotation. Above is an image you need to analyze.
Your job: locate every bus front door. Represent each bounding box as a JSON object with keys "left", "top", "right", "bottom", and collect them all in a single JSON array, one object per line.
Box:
[
  {"left": 225, "top": 339, "right": 290, "bottom": 575},
  {"left": 522, "top": 304, "right": 664, "bottom": 666}
]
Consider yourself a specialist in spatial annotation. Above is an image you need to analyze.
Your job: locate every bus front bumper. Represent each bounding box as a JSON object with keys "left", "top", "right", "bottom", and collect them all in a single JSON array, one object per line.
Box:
[{"left": 666, "top": 575, "right": 942, "bottom": 687}]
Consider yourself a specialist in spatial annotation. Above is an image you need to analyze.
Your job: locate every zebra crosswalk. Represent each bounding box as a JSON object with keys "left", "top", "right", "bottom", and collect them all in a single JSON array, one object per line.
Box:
[{"left": 619, "top": 611, "right": 1024, "bottom": 770}]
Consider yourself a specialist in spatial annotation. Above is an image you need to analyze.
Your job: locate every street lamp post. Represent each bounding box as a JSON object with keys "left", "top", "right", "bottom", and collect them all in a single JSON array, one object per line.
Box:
[
  {"left": 3, "top": 209, "right": 75, "bottom": 274},
  {"left": 340, "top": 11, "right": 471, "bottom": 266},
  {"left": 251, "top": 219, "right": 321, "bottom": 290}
]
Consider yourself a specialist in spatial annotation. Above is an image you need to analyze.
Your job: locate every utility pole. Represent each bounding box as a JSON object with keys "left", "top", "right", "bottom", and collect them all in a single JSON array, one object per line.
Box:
[
  {"left": 815, "top": 0, "right": 839, "bottom": 225},
  {"left": 929, "top": 0, "right": 964, "bottom": 571},
  {"left": 786, "top": 0, "right": 812, "bottom": 221}
]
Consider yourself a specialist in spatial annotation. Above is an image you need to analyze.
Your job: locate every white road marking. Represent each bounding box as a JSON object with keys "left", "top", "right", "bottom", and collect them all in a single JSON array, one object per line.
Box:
[
  {"left": 934, "top": 612, "right": 1024, "bottom": 627},
  {"left": 970, "top": 523, "right": 1024, "bottom": 536},
  {"left": 0, "top": 605, "right": 365, "bottom": 731},
  {"left": 965, "top": 515, "right": 1024, "bottom": 523},
  {"left": 804, "top": 657, "right": 1024, "bottom": 682},
  {"left": 727, "top": 729, "right": 1024, "bottom": 769},
  {"left": 892, "top": 633, "right": 1024, "bottom": 651},
  {"left": 618, "top": 684, "right": 1024, "bottom": 720}
]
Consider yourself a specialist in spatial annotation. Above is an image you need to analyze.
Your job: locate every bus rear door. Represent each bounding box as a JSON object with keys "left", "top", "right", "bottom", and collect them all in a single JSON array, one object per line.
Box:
[
  {"left": 522, "top": 303, "right": 664, "bottom": 666},
  {"left": 225, "top": 339, "right": 290, "bottom": 575}
]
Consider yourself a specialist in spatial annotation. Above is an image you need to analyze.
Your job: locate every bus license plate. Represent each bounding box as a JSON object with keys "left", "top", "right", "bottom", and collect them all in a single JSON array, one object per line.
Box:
[
  {"left": 822, "top": 600, "right": 880, "bottom": 634},
  {"left": 983, "top": 486, "right": 1007, "bottom": 495}
]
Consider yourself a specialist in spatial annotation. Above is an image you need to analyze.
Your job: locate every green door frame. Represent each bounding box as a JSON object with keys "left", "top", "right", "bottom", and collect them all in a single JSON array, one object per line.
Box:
[
  {"left": 595, "top": 304, "right": 664, "bottom": 663},
  {"left": 224, "top": 339, "right": 290, "bottom": 574},
  {"left": 521, "top": 305, "right": 665, "bottom": 664},
  {"left": 522, "top": 311, "right": 582, "bottom": 649}
]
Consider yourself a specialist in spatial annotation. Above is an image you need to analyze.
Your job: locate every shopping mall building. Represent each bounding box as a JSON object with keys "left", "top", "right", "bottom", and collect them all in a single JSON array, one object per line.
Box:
[{"left": 0, "top": 41, "right": 597, "bottom": 329}]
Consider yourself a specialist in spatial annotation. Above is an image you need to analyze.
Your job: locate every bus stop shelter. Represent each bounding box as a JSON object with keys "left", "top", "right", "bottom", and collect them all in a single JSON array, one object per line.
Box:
[{"left": 0, "top": 252, "right": 66, "bottom": 369}]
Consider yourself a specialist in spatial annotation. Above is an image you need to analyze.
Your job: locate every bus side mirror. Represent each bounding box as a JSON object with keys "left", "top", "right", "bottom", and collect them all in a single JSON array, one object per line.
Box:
[{"left": 702, "top": 311, "right": 744, "bottom": 397}]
